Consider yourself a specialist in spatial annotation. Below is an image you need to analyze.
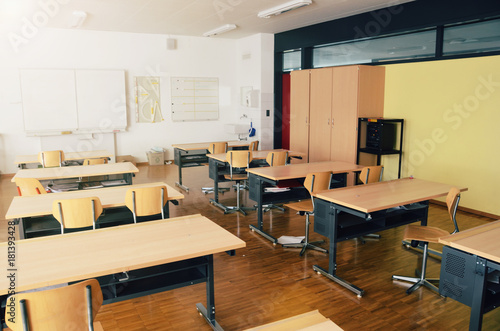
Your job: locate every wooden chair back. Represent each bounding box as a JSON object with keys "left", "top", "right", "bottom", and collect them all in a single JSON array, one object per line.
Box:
[
  {"left": 208, "top": 142, "right": 228, "bottom": 154},
  {"left": 249, "top": 140, "right": 259, "bottom": 151},
  {"left": 226, "top": 150, "right": 253, "bottom": 180},
  {"left": 15, "top": 178, "right": 47, "bottom": 196},
  {"left": 446, "top": 187, "right": 461, "bottom": 234},
  {"left": 359, "top": 165, "right": 384, "bottom": 184},
  {"left": 304, "top": 171, "right": 333, "bottom": 195},
  {"left": 266, "top": 151, "right": 288, "bottom": 167},
  {"left": 5, "top": 279, "right": 103, "bottom": 331},
  {"left": 125, "top": 185, "right": 168, "bottom": 222},
  {"left": 38, "top": 150, "right": 65, "bottom": 168},
  {"left": 83, "top": 158, "right": 108, "bottom": 165},
  {"left": 52, "top": 197, "right": 103, "bottom": 233}
]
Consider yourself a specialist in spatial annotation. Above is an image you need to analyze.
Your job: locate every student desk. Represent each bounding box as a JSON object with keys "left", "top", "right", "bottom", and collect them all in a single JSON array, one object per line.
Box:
[
  {"left": 14, "top": 150, "right": 113, "bottom": 169},
  {"left": 206, "top": 149, "right": 305, "bottom": 213},
  {"left": 5, "top": 182, "right": 183, "bottom": 239},
  {"left": 313, "top": 177, "right": 467, "bottom": 297},
  {"left": 0, "top": 214, "right": 246, "bottom": 330},
  {"left": 11, "top": 162, "right": 138, "bottom": 188},
  {"left": 439, "top": 220, "right": 500, "bottom": 331},
  {"left": 172, "top": 141, "right": 250, "bottom": 192},
  {"left": 246, "top": 161, "right": 364, "bottom": 244}
]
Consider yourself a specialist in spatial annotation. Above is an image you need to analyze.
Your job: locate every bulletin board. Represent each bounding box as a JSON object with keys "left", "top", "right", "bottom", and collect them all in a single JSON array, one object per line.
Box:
[
  {"left": 171, "top": 77, "right": 219, "bottom": 121},
  {"left": 20, "top": 68, "right": 127, "bottom": 135}
]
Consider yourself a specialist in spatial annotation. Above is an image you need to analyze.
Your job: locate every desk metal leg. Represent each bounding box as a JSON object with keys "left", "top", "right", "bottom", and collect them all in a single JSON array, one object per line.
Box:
[
  {"left": 313, "top": 209, "right": 365, "bottom": 297},
  {"left": 469, "top": 257, "right": 487, "bottom": 331},
  {"left": 16, "top": 218, "right": 25, "bottom": 240},
  {"left": 174, "top": 149, "right": 189, "bottom": 192},
  {"left": 249, "top": 177, "right": 277, "bottom": 244},
  {"left": 196, "top": 255, "right": 223, "bottom": 331},
  {"left": 124, "top": 173, "right": 133, "bottom": 185}
]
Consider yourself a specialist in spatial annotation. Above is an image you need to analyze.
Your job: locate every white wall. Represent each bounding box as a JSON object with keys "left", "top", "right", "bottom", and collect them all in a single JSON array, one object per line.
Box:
[
  {"left": 0, "top": 28, "right": 274, "bottom": 174},
  {"left": 235, "top": 34, "right": 275, "bottom": 150}
]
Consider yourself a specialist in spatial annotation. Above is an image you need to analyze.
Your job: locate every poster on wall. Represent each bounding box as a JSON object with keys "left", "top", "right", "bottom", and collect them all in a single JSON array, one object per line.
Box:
[
  {"left": 171, "top": 77, "right": 219, "bottom": 121},
  {"left": 135, "top": 76, "right": 163, "bottom": 123}
]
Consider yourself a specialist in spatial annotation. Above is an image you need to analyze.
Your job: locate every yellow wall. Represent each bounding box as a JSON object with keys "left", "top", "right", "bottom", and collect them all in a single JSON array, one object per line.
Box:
[{"left": 383, "top": 55, "right": 500, "bottom": 216}]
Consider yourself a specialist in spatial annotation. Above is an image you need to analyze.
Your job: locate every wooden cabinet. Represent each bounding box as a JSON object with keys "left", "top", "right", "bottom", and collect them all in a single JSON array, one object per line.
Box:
[
  {"left": 290, "top": 65, "right": 385, "bottom": 167},
  {"left": 289, "top": 69, "right": 311, "bottom": 162}
]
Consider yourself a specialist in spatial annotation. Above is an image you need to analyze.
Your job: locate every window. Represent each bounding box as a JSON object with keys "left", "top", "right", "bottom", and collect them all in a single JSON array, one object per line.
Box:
[
  {"left": 283, "top": 49, "right": 302, "bottom": 71},
  {"left": 313, "top": 30, "right": 436, "bottom": 68},
  {"left": 443, "top": 18, "right": 500, "bottom": 56}
]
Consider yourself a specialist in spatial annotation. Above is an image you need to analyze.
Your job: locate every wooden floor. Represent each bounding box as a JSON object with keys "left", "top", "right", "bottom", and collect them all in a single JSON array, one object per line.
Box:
[{"left": 1, "top": 163, "right": 499, "bottom": 330}]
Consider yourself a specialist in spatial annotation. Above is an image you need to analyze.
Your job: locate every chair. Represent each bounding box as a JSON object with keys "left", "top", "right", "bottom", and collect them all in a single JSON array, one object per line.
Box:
[
  {"left": 266, "top": 150, "right": 288, "bottom": 167},
  {"left": 202, "top": 142, "right": 230, "bottom": 194},
  {"left": 38, "top": 150, "right": 65, "bottom": 168},
  {"left": 52, "top": 197, "right": 103, "bottom": 234},
  {"left": 224, "top": 150, "right": 254, "bottom": 215},
  {"left": 83, "top": 158, "right": 108, "bottom": 165},
  {"left": 5, "top": 279, "right": 104, "bottom": 331},
  {"left": 15, "top": 178, "right": 47, "bottom": 196},
  {"left": 259, "top": 151, "right": 289, "bottom": 212},
  {"left": 392, "top": 187, "right": 461, "bottom": 295},
  {"left": 357, "top": 165, "right": 384, "bottom": 242},
  {"left": 283, "top": 171, "right": 332, "bottom": 256},
  {"left": 125, "top": 185, "right": 169, "bottom": 223},
  {"left": 249, "top": 140, "right": 259, "bottom": 151},
  {"left": 359, "top": 165, "right": 384, "bottom": 185}
]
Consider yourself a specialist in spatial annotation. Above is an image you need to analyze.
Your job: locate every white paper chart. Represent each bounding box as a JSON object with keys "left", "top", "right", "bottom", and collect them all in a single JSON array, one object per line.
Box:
[{"left": 171, "top": 77, "right": 219, "bottom": 121}]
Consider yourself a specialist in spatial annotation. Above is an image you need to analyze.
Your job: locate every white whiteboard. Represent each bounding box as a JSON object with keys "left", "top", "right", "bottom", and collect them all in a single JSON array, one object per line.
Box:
[
  {"left": 171, "top": 77, "right": 219, "bottom": 121},
  {"left": 20, "top": 69, "right": 127, "bottom": 135}
]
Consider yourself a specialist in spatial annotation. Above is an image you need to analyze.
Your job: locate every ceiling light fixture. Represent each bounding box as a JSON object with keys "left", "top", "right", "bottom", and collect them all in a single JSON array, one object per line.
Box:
[
  {"left": 69, "top": 10, "right": 87, "bottom": 28},
  {"left": 258, "top": 0, "right": 312, "bottom": 19},
  {"left": 203, "top": 24, "right": 237, "bottom": 37}
]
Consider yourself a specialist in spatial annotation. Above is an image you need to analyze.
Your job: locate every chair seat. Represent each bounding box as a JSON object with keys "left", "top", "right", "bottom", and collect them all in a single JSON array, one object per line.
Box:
[
  {"left": 224, "top": 174, "right": 248, "bottom": 181},
  {"left": 285, "top": 200, "right": 313, "bottom": 213},
  {"left": 403, "top": 224, "right": 450, "bottom": 244}
]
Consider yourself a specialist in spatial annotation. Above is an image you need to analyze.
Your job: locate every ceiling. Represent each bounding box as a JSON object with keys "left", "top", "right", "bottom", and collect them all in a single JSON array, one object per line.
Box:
[{"left": 0, "top": 0, "right": 414, "bottom": 39}]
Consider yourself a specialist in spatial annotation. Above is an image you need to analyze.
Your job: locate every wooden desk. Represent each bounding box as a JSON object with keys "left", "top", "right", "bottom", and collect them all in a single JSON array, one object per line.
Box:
[
  {"left": 206, "top": 149, "right": 305, "bottom": 213},
  {"left": 246, "top": 161, "right": 364, "bottom": 243},
  {"left": 439, "top": 220, "right": 500, "bottom": 331},
  {"left": 0, "top": 214, "right": 245, "bottom": 330},
  {"left": 14, "top": 150, "right": 113, "bottom": 169},
  {"left": 11, "top": 162, "right": 138, "bottom": 187},
  {"left": 6, "top": 182, "right": 184, "bottom": 239},
  {"left": 313, "top": 177, "right": 467, "bottom": 297},
  {"left": 172, "top": 141, "right": 250, "bottom": 192}
]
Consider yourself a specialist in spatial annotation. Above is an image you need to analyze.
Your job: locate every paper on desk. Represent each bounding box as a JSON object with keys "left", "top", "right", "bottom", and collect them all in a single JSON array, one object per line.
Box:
[
  {"left": 265, "top": 187, "right": 290, "bottom": 193},
  {"left": 277, "top": 235, "right": 305, "bottom": 245}
]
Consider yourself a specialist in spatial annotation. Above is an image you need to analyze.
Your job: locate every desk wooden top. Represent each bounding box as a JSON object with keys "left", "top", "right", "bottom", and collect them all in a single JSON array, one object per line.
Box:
[
  {"left": 172, "top": 141, "right": 251, "bottom": 151},
  {"left": 246, "top": 161, "right": 364, "bottom": 181},
  {"left": 314, "top": 177, "right": 468, "bottom": 213},
  {"left": 5, "top": 182, "right": 183, "bottom": 219},
  {"left": 207, "top": 149, "right": 305, "bottom": 163},
  {"left": 14, "top": 150, "right": 113, "bottom": 165},
  {"left": 11, "top": 162, "right": 138, "bottom": 182},
  {"left": 439, "top": 220, "right": 500, "bottom": 264},
  {"left": 0, "top": 214, "right": 245, "bottom": 294}
]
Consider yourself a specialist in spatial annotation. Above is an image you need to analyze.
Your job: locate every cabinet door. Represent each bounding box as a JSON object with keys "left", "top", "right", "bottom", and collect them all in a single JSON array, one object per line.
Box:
[
  {"left": 331, "top": 66, "right": 359, "bottom": 163},
  {"left": 309, "top": 68, "right": 333, "bottom": 162},
  {"left": 290, "top": 70, "right": 311, "bottom": 162}
]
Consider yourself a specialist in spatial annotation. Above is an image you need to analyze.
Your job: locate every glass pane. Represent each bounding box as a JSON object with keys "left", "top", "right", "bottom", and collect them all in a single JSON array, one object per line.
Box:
[
  {"left": 283, "top": 50, "right": 301, "bottom": 71},
  {"left": 313, "top": 30, "right": 436, "bottom": 68},
  {"left": 443, "top": 19, "right": 500, "bottom": 56}
]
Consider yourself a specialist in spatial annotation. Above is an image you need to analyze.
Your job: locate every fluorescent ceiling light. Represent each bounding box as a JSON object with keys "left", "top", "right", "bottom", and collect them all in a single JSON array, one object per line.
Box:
[
  {"left": 203, "top": 24, "right": 237, "bottom": 37},
  {"left": 258, "top": 0, "right": 312, "bottom": 19}
]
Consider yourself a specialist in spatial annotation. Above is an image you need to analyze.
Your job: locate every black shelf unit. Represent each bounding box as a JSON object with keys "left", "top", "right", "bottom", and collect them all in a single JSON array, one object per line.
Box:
[{"left": 357, "top": 118, "right": 404, "bottom": 178}]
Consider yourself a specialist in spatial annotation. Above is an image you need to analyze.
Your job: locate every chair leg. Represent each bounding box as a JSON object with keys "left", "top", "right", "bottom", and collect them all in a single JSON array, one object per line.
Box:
[
  {"left": 225, "top": 180, "right": 255, "bottom": 216},
  {"left": 283, "top": 214, "right": 328, "bottom": 256},
  {"left": 392, "top": 242, "right": 440, "bottom": 294}
]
